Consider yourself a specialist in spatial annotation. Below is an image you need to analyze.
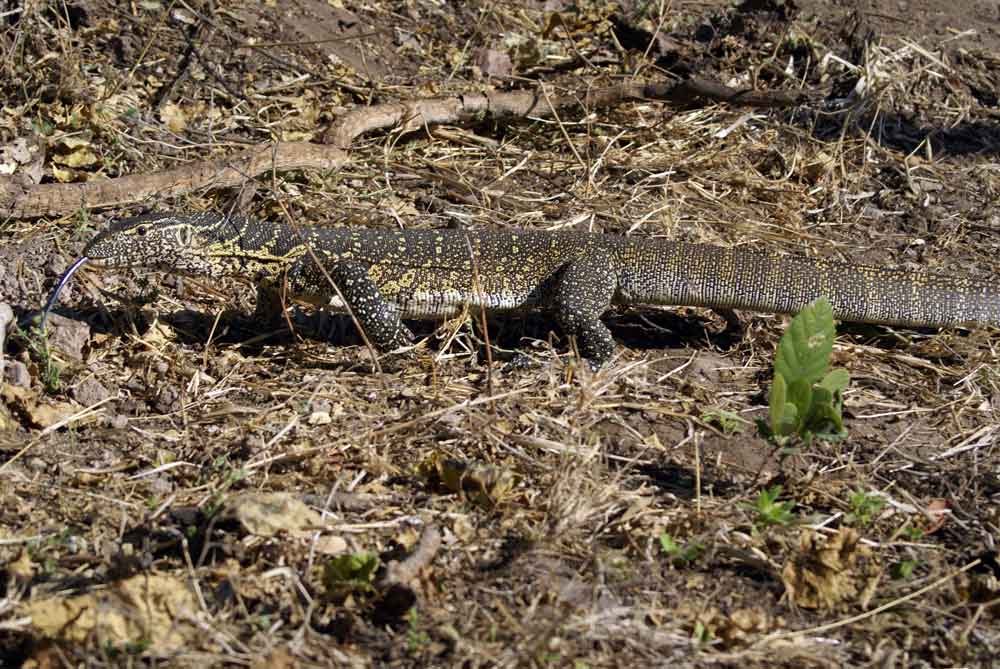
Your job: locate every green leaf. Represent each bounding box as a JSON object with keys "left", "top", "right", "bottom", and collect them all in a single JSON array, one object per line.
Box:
[
  {"left": 820, "top": 368, "right": 850, "bottom": 394},
  {"left": 658, "top": 533, "right": 704, "bottom": 565},
  {"left": 701, "top": 408, "right": 750, "bottom": 434},
  {"left": 769, "top": 373, "right": 799, "bottom": 436},
  {"left": 805, "top": 385, "right": 846, "bottom": 439},
  {"left": 322, "top": 552, "right": 380, "bottom": 598},
  {"left": 786, "top": 378, "right": 813, "bottom": 423},
  {"left": 769, "top": 372, "right": 787, "bottom": 431},
  {"left": 774, "top": 297, "right": 835, "bottom": 386}
]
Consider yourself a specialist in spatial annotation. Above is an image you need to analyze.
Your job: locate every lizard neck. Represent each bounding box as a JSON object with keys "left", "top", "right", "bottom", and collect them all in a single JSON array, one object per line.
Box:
[{"left": 207, "top": 218, "right": 349, "bottom": 279}]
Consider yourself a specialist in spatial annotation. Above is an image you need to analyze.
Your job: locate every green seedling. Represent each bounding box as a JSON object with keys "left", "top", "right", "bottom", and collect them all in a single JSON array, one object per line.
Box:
[
  {"left": 891, "top": 559, "right": 918, "bottom": 579},
  {"left": 322, "top": 551, "right": 380, "bottom": 600},
  {"left": 764, "top": 298, "right": 849, "bottom": 445},
  {"left": 692, "top": 620, "right": 712, "bottom": 645},
  {"left": 846, "top": 489, "right": 886, "bottom": 526},
  {"left": 405, "top": 608, "right": 431, "bottom": 652},
  {"left": 747, "top": 485, "right": 796, "bottom": 529},
  {"left": 658, "top": 533, "right": 705, "bottom": 566},
  {"left": 701, "top": 408, "right": 750, "bottom": 435},
  {"left": 15, "top": 323, "right": 62, "bottom": 394}
]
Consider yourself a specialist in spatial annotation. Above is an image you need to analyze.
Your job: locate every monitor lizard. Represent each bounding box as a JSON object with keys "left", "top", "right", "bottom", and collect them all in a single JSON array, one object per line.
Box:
[{"left": 52, "top": 211, "right": 999, "bottom": 366}]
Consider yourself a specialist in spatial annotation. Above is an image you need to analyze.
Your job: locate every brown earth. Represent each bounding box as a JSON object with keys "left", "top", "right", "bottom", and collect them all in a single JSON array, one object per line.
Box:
[{"left": 1, "top": 0, "right": 999, "bottom": 667}]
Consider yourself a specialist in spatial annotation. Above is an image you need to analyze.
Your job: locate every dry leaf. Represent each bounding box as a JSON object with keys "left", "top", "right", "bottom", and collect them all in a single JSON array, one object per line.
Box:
[
  {"left": 51, "top": 164, "right": 78, "bottom": 183},
  {"left": 142, "top": 319, "right": 177, "bottom": 347},
  {"left": 782, "top": 527, "right": 875, "bottom": 610},
  {"left": 24, "top": 401, "right": 79, "bottom": 429},
  {"left": 924, "top": 499, "right": 949, "bottom": 535},
  {"left": 6, "top": 550, "right": 34, "bottom": 585},
  {"left": 24, "top": 573, "right": 199, "bottom": 653},
  {"left": 226, "top": 492, "right": 323, "bottom": 537},
  {"left": 419, "top": 454, "right": 518, "bottom": 507},
  {"left": 474, "top": 48, "right": 513, "bottom": 78},
  {"left": 314, "top": 535, "right": 348, "bottom": 555},
  {"left": 160, "top": 102, "right": 188, "bottom": 133},
  {"left": 0, "top": 136, "right": 45, "bottom": 183},
  {"left": 2, "top": 384, "right": 79, "bottom": 429},
  {"left": 52, "top": 134, "right": 98, "bottom": 168},
  {"left": 251, "top": 648, "right": 298, "bottom": 669}
]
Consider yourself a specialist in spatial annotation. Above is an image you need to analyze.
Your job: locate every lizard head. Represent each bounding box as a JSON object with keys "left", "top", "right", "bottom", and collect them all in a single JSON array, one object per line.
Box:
[{"left": 84, "top": 212, "right": 249, "bottom": 278}]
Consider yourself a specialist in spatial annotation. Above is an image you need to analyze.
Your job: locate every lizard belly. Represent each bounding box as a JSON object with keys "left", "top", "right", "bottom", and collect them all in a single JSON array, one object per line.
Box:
[
  {"left": 392, "top": 287, "right": 536, "bottom": 319},
  {"left": 320, "top": 285, "right": 535, "bottom": 320},
  {"left": 370, "top": 265, "right": 541, "bottom": 319}
]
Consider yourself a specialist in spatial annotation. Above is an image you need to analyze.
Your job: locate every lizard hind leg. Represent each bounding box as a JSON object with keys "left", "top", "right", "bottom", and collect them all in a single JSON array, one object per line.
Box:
[{"left": 551, "top": 252, "right": 619, "bottom": 368}]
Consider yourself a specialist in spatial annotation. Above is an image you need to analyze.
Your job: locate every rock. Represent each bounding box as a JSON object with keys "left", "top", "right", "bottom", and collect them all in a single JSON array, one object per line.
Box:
[
  {"left": 0, "top": 302, "right": 13, "bottom": 374},
  {"left": 474, "top": 47, "right": 512, "bottom": 79},
  {"left": 308, "top": 411, "right": 332, "bottom": 426},
  {"left": 71, "top": 377, "right": 111, "bottom": 406},
  {"left": 4, "top": 360, "right": 30, "bottom": 388},
  {"left": 154, "top": 386, "right": 181, "bottom": 413},
  {"left": 45, "top": 313, "right": 90, "bottom": 362}
]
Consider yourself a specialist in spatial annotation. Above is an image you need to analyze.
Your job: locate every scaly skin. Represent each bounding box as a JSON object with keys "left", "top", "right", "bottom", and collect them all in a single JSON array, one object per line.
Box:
[{"left": 82, "top": 212, "right": 1000, "bottom": 365}]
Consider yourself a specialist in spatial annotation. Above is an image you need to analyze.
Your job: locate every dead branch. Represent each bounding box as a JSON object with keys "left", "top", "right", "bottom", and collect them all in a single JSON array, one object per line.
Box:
[
  {"left": 328, "top": 77, "right": 815, "bottom": 148},
  {"left": 377, "top": 525, "right": 442, "bottom": 588},
  {"left": 0, "top": 142, "right": 347, "bottom": 219},
  {"left": 0, "top": 76, "right": 817, "bottom": 219}
]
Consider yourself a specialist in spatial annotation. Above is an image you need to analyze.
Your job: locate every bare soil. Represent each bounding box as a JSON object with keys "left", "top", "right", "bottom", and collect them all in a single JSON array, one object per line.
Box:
[{"left": 1, "top": 0, "right": 999, "bottom": 667}]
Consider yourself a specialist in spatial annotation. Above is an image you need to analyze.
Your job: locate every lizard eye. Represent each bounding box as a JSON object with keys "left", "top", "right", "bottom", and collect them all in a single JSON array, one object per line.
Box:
[{"left": 135, "top": 226, "right": 147, "bottom": 236}]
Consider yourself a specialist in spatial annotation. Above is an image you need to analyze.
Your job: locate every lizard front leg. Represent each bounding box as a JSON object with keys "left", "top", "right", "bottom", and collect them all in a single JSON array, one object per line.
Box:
[
  {"left": 551, "top": 251, "right": 618, "bottom": 367},
  {"left": 252, "top": 283, "right": 286, "bottom": 325},
  {"left": 292, "top": 257, "right": 414, "bottom": 350}
]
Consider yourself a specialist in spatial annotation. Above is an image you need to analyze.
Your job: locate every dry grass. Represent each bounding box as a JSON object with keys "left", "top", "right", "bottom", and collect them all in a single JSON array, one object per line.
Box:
[{"left": 1, "top": 1, "right": 999, "bottom": 667}]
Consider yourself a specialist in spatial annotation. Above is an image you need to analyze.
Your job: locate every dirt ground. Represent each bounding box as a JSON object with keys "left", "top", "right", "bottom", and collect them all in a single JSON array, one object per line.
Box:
[{"left": 1, "top": 0, "right": 999, "bottom": 667}]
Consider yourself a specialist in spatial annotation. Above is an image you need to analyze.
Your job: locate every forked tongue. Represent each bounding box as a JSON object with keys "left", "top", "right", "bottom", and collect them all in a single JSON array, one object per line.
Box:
[{"left": 39, "top": 257, "right": 89, "bottom": 330}]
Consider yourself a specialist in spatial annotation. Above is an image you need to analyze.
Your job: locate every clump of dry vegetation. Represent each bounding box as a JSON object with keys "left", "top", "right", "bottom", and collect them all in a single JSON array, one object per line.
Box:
[{"left": 1, "top": 0, "right": 999, "bottom": 666}]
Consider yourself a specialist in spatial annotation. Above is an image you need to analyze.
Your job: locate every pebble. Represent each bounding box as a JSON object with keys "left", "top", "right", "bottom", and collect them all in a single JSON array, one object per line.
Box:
[
  {"left": 45, "top": 313, "right": 91, "bottom": 361},
  {"left": 4, "top": 360, "right": 30, "bottom": 388},
  {"left": 0, "top": 302, "right": 13, "bottom": 374},
  {"left": 71, "top": 377, "right": 112, "bottom": 405}
]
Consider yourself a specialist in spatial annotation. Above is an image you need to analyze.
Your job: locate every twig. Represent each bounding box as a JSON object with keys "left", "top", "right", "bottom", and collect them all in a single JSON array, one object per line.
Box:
[
  {"left": 463, "top": 233, "right": 494, "bottom": 407},
  {"left": 377, "top": 525, "right": 442, "bottom": 588},
  {"left": 327, "top": 77, "right": 814, "bottom": 148},
  {"left": 0, "top": 142, "right": 347, "bottom": 218}
]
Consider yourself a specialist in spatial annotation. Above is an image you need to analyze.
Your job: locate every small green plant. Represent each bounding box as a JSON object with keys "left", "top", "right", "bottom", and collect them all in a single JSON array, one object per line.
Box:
[
  {"left": 16, "top": 323, "right": 62, "bottom": 393},
  {"left": 764, "top": 298, "right": 849, "bottom": 445},
  {"left": 747, "top": 485, "right": 796, "bottom": 529},
  {"left": 32, "top": 116, "right": 54, "bottom": 136},
  {"left": 846, "top": 489, "right": 885, "bottom": 526},
  {"left": 658, "top": 533, "right": 704, "bottom": 566},
  {"left": 405, "top": 608, "right": 431, "bottom": 652},
  {"left": 891, "top": 559, "right": 918, "bottom": 579},
  {"left": 322, "top": 551, "right": 380, "bottom": 600},
  {"left": 692, "top": 620, "right": 712, "bottom": 645},
  {"left": 701, "top": 408, "right": 750, "bottom": 435},
  {"left": 102, "top": 638, "right": 150, "bottom": 658},
  {"left": 203, "top": 466, "right": 248, "bottom": 518}
]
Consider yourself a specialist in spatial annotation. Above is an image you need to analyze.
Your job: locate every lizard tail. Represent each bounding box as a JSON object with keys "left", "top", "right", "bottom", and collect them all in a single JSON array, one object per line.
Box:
[{"left": 619, "top": 240, "right": 1000, "bottom": 328}]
